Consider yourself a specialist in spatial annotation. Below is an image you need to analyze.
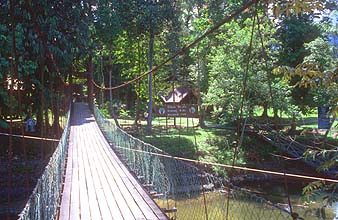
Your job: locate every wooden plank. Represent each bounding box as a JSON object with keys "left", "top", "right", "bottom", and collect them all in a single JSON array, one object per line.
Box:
[
  {"left": 59, "top": 103, "right": 167, "bottom": 220},
  {"left": 85, "top": 124, "right": 114, "bottom": 220},
  {"left": 90, "top": 121, "right": 136, "bottom": 219},
  {"left": 79, "top": 124, "right": 102, "bottom": 220},
  {"left": 69, "top": 126, "right": 80, "bottom": 220},
  {"left": 77, "top": 126, "right": 91, "bottom": 220},
  {"left": 95, "top": 137, "right": 154, "bottom": 218},
  {"left": 82, "top": 120, "right": 126, "bottom": 220},
  {"left": 108, "top": 146, "right": 168, "bottom": 220},
  {"left": 90, "top": 127, "right": 142, "bottom": 220},
  {"left": 95, "top": 129, "right": 168, "bottom": 220}
]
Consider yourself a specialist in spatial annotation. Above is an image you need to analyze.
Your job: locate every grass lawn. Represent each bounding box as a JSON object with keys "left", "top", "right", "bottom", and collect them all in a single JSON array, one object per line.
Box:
[
  {"left": 253, "top": 106, "right": 318, "bottom": 118},
  {"left": 113, "top": 116, "right": 279, "bottom": 175},
  {"left": 117, "top": 117, "right": 231, "bottom": 159},
  {"left": 253, "top": 106, "right": 337, "bottom": 138}
]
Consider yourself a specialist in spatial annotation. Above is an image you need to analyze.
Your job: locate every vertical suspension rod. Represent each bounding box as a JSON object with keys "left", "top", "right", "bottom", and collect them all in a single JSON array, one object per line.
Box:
[{"left": 227, "top": 4, "right": 257, "bottom": 220}]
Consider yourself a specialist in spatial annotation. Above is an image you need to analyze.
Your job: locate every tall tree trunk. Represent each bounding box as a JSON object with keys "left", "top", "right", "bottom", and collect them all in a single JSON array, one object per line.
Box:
[
  {"left": 100, "top": 56, "right": 104, "bottom": 107},
  {"left": 109, "top": 66, "right": 113, "bottom": 115},
  {"left": 196, "top": 89, "right": 205, "bottom": 127},
  {"left": 36, "top": 48, "right": 44, "bottom": 133},
  {"left": 197, "top": 45, "right": 205, "bottom": 128},
  {"left": 273, "top": 108, "right": 279, "bottom": 119},
  {"left": 36, "top": 104, "right": 43, "bottom": 133},
  {"left": 69, "top": 67, "right": 73, "bottom": 103},
  {"left": 44, "top": 102, "right": 49, "bottom": 135},
  {"left": 135, "top": 38, "right": 141, "bottom": 125},
  {"left": 261, "top": 103, "right": 268, "bottom": 118},
  {"left": 87, "top": 56, "right": 94, "bottom": 111},
  {"left": 40, "top": 63, "right": 46, "bottom": 135},
  {"left": 51, "top": 91, "right": 61, "bottom": 136},
  {"left": 289, "top": 113, "right": 297, "bottom": 134},
  {"left": 172, "top": 82, "right": 176, "bottom": 127},
  {"left": 147, "top": 29, "right": 155, "bottom": 133},
  {"left": 35, "top": 82, "right": 43, "bottom": 133},
  {"left": 108, "top": 57, "right": 120, "bottom": 127},
  {"left": 322, "top": 110, "right": 336, "bottom": 147}
]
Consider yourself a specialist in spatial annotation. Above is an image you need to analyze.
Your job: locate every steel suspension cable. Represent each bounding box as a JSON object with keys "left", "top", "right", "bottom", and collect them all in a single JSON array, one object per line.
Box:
[
  {"left": 92, "top": 0, "right": 259, "bottom": 91},
  {"left": 256, "top": 12, "right": 276, "bottom": 118},
  {"left": 226, "top": 4, "right": 257, "bottom": 220},
  {"left": 255, "top": 15, "right": 296, "bottom": 215}
]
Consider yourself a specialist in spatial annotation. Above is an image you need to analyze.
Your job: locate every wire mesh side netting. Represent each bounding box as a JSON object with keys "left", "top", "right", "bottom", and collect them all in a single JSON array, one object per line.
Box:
[
  {"left": 17, "top": 104, "right": 72, "bottom": 220},
  {"left": 94, "top": 106, "right": 295, "bottom": 220}
]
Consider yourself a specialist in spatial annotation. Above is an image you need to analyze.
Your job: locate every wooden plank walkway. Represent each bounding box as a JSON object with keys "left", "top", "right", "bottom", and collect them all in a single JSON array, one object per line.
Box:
[{"left": 59, "top": 103, "right": 168, "bottom": 220}]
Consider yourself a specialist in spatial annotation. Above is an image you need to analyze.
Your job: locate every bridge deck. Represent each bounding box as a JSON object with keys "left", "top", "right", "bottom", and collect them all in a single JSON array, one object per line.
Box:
[{"left": 59, "top": 103, "right": 168, "bottom": 220}]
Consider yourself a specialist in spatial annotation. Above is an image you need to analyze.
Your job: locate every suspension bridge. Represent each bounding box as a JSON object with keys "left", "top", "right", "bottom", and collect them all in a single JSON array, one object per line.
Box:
[
  {"left": 58, "top": 102, "right": 167, "bottom": 220},
  {"left": 3, "top": 1, "right": 337, "bottom": 219},
  {"left": 12, "top": 100, "right": 317, "bottom": 220}
]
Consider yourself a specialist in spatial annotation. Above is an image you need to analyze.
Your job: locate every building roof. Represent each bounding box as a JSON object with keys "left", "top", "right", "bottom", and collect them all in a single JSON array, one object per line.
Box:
[{"left": 160, "top": 87, "right": 193, "bottom": 103}]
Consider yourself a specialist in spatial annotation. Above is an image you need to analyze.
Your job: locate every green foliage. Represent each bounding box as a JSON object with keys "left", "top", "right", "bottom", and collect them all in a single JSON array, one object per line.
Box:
[
  {"left": 203, "top": 11, "right": 283, "bottom": 121},
  {"left": 273, "top": 11, "right": 337, "bottom": 115},
  {"left": 271, "top": 0, "right": 325, "bottom": 17},
  {"left": 119, "top": 109, "right": 131, "bottom": 119},
  {"left": 99, "top": 107, "right": 110, "bottom": 118},
  {"left": 276, "top": 15, "right": 320, "bottom": 67},
  {"left": 0, "top": 120, "right": 8, "bottom": 129},
  {"left": 1, "top": 1, "right": 337, "bottom": 216},
  {"left": 304, "top": 37, "right": 337, "bottom": 71},
  {"left": 303, "top": 181, "right": 337, "bottom": 206}
]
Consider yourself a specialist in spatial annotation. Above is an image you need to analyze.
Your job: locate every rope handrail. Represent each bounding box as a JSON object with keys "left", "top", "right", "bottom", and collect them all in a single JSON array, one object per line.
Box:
[
  {"left": 93, "top": 105, "right": 304, "bottom": 220},
  {"left": 17, "top": 102, "right": 72, "bottom": 220},
  {"left": 109, "top": 145, "right": 338, "bottom": 184},
  {"left": 0, "top": 132, "right": 59, "bottom": 142}
]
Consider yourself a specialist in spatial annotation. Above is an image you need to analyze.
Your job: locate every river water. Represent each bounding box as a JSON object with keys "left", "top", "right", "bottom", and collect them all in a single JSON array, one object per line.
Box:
[
  {"left": 156, "top": 190, "right": 337, "bottom": 220},
  {"left": 244, "top": 181, "right": 338, "bottom": 220}
]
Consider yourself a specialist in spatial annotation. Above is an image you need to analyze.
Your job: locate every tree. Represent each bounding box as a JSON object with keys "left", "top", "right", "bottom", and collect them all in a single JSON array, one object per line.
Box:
[
  {"left": 273, "top": 0, "right": 338, "bottom": 113},
  {"left": 91, "top": 0, "right": 123, "bottom": 126},
  {"left": 0, "top": 0, "right": 93, "bottom": 133},
  {"left": 124, "top": 0, "right": 179, "bottom": 132}
]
